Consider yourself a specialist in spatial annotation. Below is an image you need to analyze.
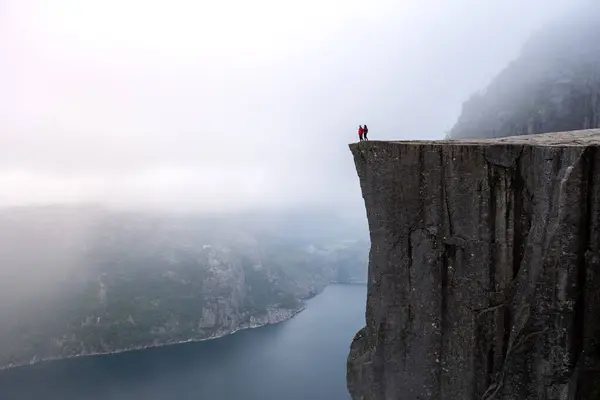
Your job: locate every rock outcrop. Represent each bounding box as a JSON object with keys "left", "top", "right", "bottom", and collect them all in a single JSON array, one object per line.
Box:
[{"left": 347, "top": 130, "right": 600, "bottom": 399}]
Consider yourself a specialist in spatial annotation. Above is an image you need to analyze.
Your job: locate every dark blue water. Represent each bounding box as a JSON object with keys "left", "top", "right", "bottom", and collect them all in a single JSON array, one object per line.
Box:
[{"left": 0, "top": 284, "right": 366, "bottom": 400}]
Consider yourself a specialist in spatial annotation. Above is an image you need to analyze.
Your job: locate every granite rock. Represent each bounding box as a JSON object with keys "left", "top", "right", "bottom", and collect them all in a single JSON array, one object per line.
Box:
[{"left": 347, "top": 130, "right": 600, "bottom": 399}]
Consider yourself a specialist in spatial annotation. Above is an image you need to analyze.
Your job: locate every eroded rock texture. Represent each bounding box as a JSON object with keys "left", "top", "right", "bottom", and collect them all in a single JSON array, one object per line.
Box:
[{"left": 347, "top": 130, "right": 600, "bottom": 399}]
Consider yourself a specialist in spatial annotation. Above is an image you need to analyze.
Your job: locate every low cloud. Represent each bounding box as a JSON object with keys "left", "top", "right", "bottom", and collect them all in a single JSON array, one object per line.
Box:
[{"left": 0, "top": 0, "right": 577, "bottom": 212}]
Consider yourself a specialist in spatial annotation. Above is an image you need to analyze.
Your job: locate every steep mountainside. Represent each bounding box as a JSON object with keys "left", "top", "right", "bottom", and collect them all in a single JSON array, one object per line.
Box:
[
  {"left": 347, "top": 132, "right": 600, "bottom": 399},
  {"left": 450, "top": 9, "right": 600, "bottom": 139},
  {"left": 0, "top": 205, "right": 368, "bottom": 369}
]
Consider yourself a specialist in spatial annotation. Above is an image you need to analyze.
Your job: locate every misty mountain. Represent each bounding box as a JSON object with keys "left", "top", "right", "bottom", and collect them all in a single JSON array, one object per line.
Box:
[
  {"left": 0, "top": 205, "right": 368, "bottom": 369},
  {"left": 449, "top": 7, "right": 600, "bottom": 139}
]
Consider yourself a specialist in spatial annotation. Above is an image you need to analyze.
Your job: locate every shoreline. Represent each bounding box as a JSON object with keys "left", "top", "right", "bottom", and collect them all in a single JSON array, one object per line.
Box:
[
  {"left": 0, "top": 282, "right": 362, "bottom": 373},
  {"left": 0, "top": 305, "right": 306, "bottom": 373}
]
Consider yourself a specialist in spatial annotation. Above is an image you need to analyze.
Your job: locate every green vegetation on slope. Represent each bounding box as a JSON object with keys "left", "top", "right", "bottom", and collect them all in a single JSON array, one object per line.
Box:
[{"left": 0, "top": 206, "right": 368, "bottom": 368}]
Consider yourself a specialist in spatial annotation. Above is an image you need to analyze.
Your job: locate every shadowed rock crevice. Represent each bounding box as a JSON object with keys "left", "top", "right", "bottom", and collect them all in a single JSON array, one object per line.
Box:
[{"left": 347, "top": 130, "right": 600, "bottom": 400}]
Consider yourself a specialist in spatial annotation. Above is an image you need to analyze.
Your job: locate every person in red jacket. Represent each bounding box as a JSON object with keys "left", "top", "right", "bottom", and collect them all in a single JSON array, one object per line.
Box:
[{"left": 358, "top": 125, "right": 364, "bottom": 141}]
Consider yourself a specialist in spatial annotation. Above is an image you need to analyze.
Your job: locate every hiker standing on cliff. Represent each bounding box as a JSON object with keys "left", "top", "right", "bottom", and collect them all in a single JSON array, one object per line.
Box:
[
  {"left": 363, "top": 124, "right": 369, "bottom": 140},
  {"left": 358, "top": 125, "right": 364, "bottom": 141}
]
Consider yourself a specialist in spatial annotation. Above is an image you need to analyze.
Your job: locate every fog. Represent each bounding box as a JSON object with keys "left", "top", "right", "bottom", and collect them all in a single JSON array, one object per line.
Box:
[{"left": 0, "top": 0, "right": 577, "bottom": 213}]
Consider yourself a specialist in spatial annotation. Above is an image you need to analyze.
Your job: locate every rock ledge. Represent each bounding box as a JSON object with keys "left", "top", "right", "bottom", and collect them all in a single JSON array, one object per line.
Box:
[{"left": 347, "top": 129, "right": 600, "bottom": 399}]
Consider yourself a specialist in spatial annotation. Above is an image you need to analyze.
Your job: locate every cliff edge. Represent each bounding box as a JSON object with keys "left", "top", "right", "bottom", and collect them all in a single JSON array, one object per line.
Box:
[{"left": 347, "top": 130, "right": 600, "bottom": 399}]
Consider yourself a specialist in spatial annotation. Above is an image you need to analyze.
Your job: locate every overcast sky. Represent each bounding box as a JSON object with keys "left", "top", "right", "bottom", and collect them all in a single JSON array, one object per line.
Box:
[{"left": 0, "top": 0, "right": 576, "bottom": 213}]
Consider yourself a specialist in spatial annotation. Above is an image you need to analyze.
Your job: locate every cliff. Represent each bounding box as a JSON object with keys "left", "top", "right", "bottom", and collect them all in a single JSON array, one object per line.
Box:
[
  {"left": 347, "top": 130, "right": 600, "bottom": 399},
  {"left": 449, "top": 8, "right": 600, "bottom": 139}
]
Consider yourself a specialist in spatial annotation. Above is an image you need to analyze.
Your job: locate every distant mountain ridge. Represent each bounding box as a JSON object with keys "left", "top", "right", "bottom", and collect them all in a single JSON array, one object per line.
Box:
[
  {"left": 449, "top": 6, "right": 600, "bottom": 139},
  {"left": 0, "top": 205, "right": 368, "bottom": 369}
]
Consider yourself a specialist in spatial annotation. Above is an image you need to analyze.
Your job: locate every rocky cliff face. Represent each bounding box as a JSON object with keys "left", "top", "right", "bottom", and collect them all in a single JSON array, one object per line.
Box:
[
  {"left": 449, "top": 8, "right": 600, "bottom": 139},
  {"left": 347, "top": 130, "right": 600, "bottom": 399}
]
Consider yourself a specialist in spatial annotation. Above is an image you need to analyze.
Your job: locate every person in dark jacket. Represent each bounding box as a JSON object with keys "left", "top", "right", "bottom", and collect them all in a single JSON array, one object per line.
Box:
[
  {"left": 358, "top": 125, "right": 364, "bottom": 141},
  {"left": 363, "top": 124, "right": 369, "bottom": 140}
]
